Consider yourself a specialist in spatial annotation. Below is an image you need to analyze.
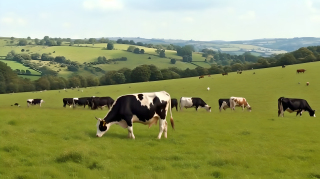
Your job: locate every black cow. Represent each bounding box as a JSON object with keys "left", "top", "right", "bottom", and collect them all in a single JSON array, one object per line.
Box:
[
  {"left": 179, "top": 97, "right": 211, "bottom": 112},
  {"left": 278, "top": 97, "right": 316, "bottom": 117},
  {"left": 73, "top": 97, "right": 91, "bottom": 108},
  {"left": 171, "top": 98, "right": 178, "bottom": 111},
  {"left": 27, "top": 99, "right": 44, "bottom": 107},
  {"left": 63, "top": 98, "right": 74, "bottom": 108},
  {"left": 95, "top": 91, "right": 174, "bottom": 139},
  {"left": 91, "top": 97, "right": 115, "bottom": 110},
  {"left": 218, "top": 98, "right": 230, "bottom": 112}
]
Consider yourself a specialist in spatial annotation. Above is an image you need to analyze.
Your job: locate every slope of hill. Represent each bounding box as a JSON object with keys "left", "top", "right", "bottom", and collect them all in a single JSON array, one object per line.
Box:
[{"left": 0, "top": 61, "right": 320, "bottom": 178}]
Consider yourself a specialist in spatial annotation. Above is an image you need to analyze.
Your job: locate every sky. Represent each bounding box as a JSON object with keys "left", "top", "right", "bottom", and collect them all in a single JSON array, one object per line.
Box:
[{"left": 0, "top": 0, "right": 320, "bottom": 41}]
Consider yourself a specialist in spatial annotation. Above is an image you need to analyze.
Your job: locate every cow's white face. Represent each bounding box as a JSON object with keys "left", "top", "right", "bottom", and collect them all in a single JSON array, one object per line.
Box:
[
  {"left": 95, "top": 117, "right": 109, "bottom": 137},
  {"left": 205, "top": 105, "right": 211, "bottom": 112}
]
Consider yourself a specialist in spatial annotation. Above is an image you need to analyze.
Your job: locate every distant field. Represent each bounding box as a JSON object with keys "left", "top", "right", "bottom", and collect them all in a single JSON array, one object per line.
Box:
[
  {"left": 191, "top": 61, "right": 212, "bottom": 68},
  {"left": 1, "top": 62, "right": 320, "bottom": 178},
  {"left": 220, "top": 48, "right": 241, "bottom": 51},
  {"left": 18, "top": 75, "right": 41, "bottom": 80},
  {"left": 0, "top": 60, "right": 41, "bottom": 75}
]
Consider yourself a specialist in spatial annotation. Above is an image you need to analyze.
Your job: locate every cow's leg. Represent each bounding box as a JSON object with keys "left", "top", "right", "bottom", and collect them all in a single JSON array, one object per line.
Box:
[
  {"left": 163, "top": 121, "right": 168, "bottom": 138},
  {"left": 157, "top": 119, "right": 166, "bottom": 139},
  {"left": 124, "top": 116, "right": 135, "bottom": 139},
  {"left": 176, "top": 105, "right": 178, "bottom": 111}
]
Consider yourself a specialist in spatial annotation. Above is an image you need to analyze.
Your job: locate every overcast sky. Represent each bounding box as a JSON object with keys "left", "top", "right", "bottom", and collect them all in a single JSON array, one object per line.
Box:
[{"left": 0, "top": 0, "right": 319, "bottom": 41}]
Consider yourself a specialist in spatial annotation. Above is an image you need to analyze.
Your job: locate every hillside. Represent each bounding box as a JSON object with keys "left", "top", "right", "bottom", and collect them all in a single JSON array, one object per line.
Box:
[{"left": 1, "top": 61, "right": 320, "bottom": 178}]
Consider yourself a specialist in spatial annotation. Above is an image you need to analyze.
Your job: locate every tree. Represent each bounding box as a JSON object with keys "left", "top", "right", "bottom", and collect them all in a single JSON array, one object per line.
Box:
[
  {"left": 133, "top": 48, "right": 140, "bottom": 54},
  {"left": 116, "top": 39, "right": 123, "bottom": 44},
  {"left": 56, "top": 39, "right": 63, "bottom": 46},
  {"left": 35, "top": 77, "right": 50, "bottom": 90},
  {"left": 21, "top": 49, "right": 25, "bottom": 52},
  {"left": 67, "top": 65, "right": 79, "bottom": 71},
  {"left": 34, "top": 38, "right": 39, "bottom": 45},
  {"left": 127, "top": 46, "right": 135, "bottom": 52},
  {"left": 140, "top": 49, "right": 145, "bottom": 54},
  {"left": 131, "top": 65, "right": 151, "bottom": 82},
  {"left": 292, "top": 47, "right": 313, "bottom": 59},
  {"left": 118, "top": 68, "right": 132, "bottom": 83},
  {"left": 159, "top": 50, "right": 166, "bottom": 58},
  {"left": 112, "top": 73, "right": 126, "bottom": 84},
  {"left": 231, "top": 63, "right": 243, "bottom": 71},
  {"left": 26, "top": 70, "right": 31, "bottom": 74},
  {"left": 129, "top": 40, "right": 135, "bottom": 45},
  {"left": 107, "top": 43, "right": 114, "bottom": 50},
  {"left": 277, "top": 53, "right": 297, "bottom": 65},
  {"left": 161, "top": 69, "right": 172, "bottom": 80},
  {"left": 177, "top": 46, "right": 193, "bottom": 56},
  {"left": 195, "top": 67, "right": 208, "bottom": 75},
  {"left": 10, "top": 37, "right": 14, "bottom": 40},
  {"left": 136, "top": 42, "right": 144, "bottom": 46},
  {"left": 18, "top": 39, "right": 28, "bottom": 46},
  {"left": 68, "top": 76, "right": 81, "bottom": 88},
  {"left": 20, "top": 70, "right": 26, "bottom": 74},
  {"left": 27, "top": 36, "right": 31, "bottom": 40},
  {"left": 171, "top": 59, "right": 176, "bottom": 64},
  {"left": 149, "top": 65, "right": 163, "bottom": 81}
]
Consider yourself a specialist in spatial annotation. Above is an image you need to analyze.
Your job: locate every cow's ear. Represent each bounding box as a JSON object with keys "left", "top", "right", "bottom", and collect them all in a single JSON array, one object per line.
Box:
[{"left": 95, "top": 117, "right": 102, "bottom": 121}]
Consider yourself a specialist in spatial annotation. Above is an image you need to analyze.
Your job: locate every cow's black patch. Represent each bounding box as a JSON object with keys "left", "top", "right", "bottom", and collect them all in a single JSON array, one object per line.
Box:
[
  {"left": 171, "top": 98, "right": 178, "bottom": 111},
  {"left": 101, "top": 95, "right": 168, "bottom": 127},
  {"left": 191, "top": 97, "right": 208, "bottom": 110},
  {"left": 278, "top": 97, "right": 315, "bottom": 117},
  {"left": 138, "top": 94, "right": 144, "bottom": 101},
  {"left": 92, "top": 97, "right": 114, "bottom": 110},
  {"left": 99, "top": 121, "right": 107, "bottom": 131}
]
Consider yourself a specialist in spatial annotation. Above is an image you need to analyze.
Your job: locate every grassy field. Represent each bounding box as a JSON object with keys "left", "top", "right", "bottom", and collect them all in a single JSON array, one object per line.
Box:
[
  {"left": 1, "top": 61, "right": 320, "bottom": 178},
  {"left": 0, "top": 59, "right": 41, "bottom": 75}
]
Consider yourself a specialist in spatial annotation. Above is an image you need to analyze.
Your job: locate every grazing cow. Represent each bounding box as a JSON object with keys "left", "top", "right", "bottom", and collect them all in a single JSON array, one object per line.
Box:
[
  {"left": 222, "top": 73, "right": 228, "bottom": 76},
  {"left": 278, "top": 97, "right": 315, "bottom": 117},
  {"left": 282, "top": 65, "right": 286, "bottom": 68},
  {"left": 237, "top": 71, "right": 242, "bottom": 74},
  {"left": 208, "top": 75, "right": 211, "bottom": 77},
  {"left": 171, "top": 98, "right": 178, "bottom": 111},
  {"left": 95, "top": 91, "right": 174, "bottom": 139},
  {"left": 180, "top": 97, "right": 211, "bottom": 112},
  {"left": 297, "top": 69, "right": 306, "bottom": 73},
  {"left": 306, "top": 82, "right": 309, "bottom": 86},
  {"left": 73, "top": 97, "right": 91, "bottom": 108},
  {"left": 91, "top": 97, "right": 115, "bottom": 110},
  {"left": 230, "top": 97, "right": 251, "bottom": 111},
  {"left": 218, "top": 98, "right": 231, "bottom": 112},
  {"left": 199, "top": 75, "right": 204, "bottom": 79},
  {"left": 63, "top": 98, "right": 74, "bottom": 108},
  {"left": 27, "top": 99, "right": 44, "bottom": 107}
]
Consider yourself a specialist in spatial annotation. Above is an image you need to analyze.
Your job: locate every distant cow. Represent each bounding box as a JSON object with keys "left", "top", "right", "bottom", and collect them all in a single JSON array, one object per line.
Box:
[
  {"left": 180, "top": 97, "right": 211, "bottom": 112},
  {"left": 92, "top": 97, "right": 114, "bottom": 110},
  {"left": 27, "top": 99, "right": 44, "bottom": 107},
  {"left": 278, "top": 97, "right": 315, "bottom": 117},
  {"left": 63, "top": 98, "right": 74, "bottom": 108},
  {"left": 282, "top": 65, "right": 286, "bottom": 68},
  {"left": 12, "top": 103, "right": 20, "bottom": 107},
  {"left": 94, "top": 91, "right": 174, "bottom": 139},
  {"left": 73, "top": 97, "right": 91, "bottom": 108},
  {"left": 199, "top": 75, "right": 204, "bottom": 79},
  {"left": 306, "top": 82, "right": 309, "bottom": 86},
  {"left": 222, "top": 73, "right": 228, "bottom": 76},
  {"left": 218, "top": 98, "right": 230, "bottom": 112},
  {"left": 230, "top": 97, "right": 251, "bottom": 112},
  {"left": 171, "top": 98, "right": 178, "bottom": 111},
  {"left": 237, "top": 71, "right": 242, "bottom": 74},
  {"left": 297, "top": 69, "right": 306, "bottom": 73}
]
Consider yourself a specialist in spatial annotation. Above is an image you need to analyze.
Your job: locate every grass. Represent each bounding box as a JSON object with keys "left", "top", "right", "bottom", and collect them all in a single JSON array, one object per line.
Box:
[
  {"left": 1, "top": 61, "right": 320, "bottom": 178},
  {"left": 0, "top": 59, "right": 41, "bottom": 75}
]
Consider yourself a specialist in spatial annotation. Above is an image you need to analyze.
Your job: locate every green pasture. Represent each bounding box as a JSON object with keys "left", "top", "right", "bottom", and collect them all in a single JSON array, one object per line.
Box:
[
  {"left": 0, "top": 60, "right": 41, "bottom": 75},
  {"left": 1, "top": 62, "right": 320, "bottom": 178},
  {"left": 18, "top": 75, "right": 41, "bottom": 81},
  {"left": 192, "top": 61, "right": 212, "bottom": 68}
]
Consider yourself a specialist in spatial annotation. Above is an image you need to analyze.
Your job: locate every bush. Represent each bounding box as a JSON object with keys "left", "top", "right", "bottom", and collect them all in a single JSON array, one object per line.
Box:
[{"left": 171, "top": 59, "right": 176, "bottom": 64}]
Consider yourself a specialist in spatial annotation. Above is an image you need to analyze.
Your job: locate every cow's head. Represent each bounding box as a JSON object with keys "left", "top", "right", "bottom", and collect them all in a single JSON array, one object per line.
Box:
[
  {"left": 95, "top": 117, "right": 109, "bottom": 137},
  {"left": 309, "top": 110, "right": 316, "bottom": 117},
  {"left": 205, "top": 105, "right": 211, "bottom": 112},
  {"left": 247, "top": 106, "right": 252, "bottom": 112}
]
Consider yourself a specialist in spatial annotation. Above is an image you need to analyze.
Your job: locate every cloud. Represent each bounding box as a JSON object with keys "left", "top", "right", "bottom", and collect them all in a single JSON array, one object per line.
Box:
[
  {"left": 307, "top": 0, "right": 320, "bottom": 12},
  {"left": 126, "top": 0, "right": 231, "bottom": 12},
  {"left": 183, "top": 17, "right": 194, "bottom": 22},
  {"left": 63, "top": 22, "right": 72, "bottom": 28},
  {"left": 82, "top": 0, "right": 123, "bottom": 11},
  {"left": 239, "top": 11, "right": 256, "bottom": 20},
  {"left": 39, "top": 13, "right": 49, "bottom": 19},
  {"left": 1, "top": 16, "right": 27, "bottom": 25}
]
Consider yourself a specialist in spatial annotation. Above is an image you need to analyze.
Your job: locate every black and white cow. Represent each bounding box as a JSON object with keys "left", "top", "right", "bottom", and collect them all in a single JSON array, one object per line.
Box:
[
  {"left": 218, "top": 98, "right": 231, "bottom": 112},
  {"left": 63, "top": 98, "right": 74, "bottom": 108},
  {"left": 27, "top": 99, "right": 44, "bottom": 107},
  {"left": 179, "top": 97, "right": 211, "bottom": 112},
  {"left": 95, "top": 91, "right": 174, "bottom": 139},
  {"left": 171, "top": 98, "right": 178, "bottom": 111},
  {"left": 278, "top": 97, "right": 316, "bottom": 117},
  {"left": 91, "top": 97, "right": 114, "bottom": 110}
]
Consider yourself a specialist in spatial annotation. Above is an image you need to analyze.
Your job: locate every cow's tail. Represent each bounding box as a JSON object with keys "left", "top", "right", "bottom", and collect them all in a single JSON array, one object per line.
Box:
[{"left": 169, "top": 95, "right": 175, "bottom": 130}]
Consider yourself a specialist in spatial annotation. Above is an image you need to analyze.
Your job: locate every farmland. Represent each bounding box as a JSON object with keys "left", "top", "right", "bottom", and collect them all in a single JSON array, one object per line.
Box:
[{"left": 1, "top": 61, "right": 320, "bottom": 178}]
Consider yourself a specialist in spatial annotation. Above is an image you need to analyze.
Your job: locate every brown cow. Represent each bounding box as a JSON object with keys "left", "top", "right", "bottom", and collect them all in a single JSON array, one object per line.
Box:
[
  {"left": 222, "top": 73, "right": 228, "bottom": 76},
  {"left": 199, "top": 75, "right": 204, "bottom": 79},
  {"left": 306, "top": 82, "right": 309, "bottom": 86},
  {"left": 208, "top": 75, "right": 211, "bottom": 77},
  {"left": 297, "top": 69, "right": 306, "bottom": 73}
]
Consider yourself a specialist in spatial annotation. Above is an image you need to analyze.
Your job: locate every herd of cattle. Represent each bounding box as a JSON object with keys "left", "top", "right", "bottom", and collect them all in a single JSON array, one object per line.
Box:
[{"left": 24, "top": 92, "right": 316, "bottom": 139}]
